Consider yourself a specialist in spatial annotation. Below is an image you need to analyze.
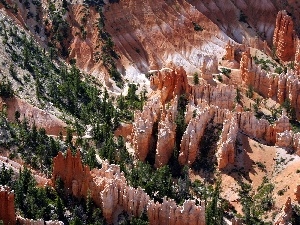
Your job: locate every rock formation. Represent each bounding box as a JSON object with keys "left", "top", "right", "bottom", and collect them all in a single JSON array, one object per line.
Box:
[
  {"left": 190, "top": 84, "right": 236, "bottom": 110},
  {"left": 52, "top": 149, "right": 92, "bottom": 198},
  {"left": 16, "top": 217, "right": 63, "bottom": 225},
  {"left": 154, "top": 99, "right": 177, "bottom": 168},
  {"left": 273, "top": 11, "right": 296, "bottom": 62},
  {"left": 224, "top": 41, "right": 235, "bottom": 61},
  {"left": 295, "top": 39, "right": 300, "bottom": 76},
  {"left": 276, "top": 130, "right": 300, "bottom": 153},
  {"left": 240, "top": 48, "right": 300, "bottom": 120},
  {"left": 132, "top": 97, "right": 160, "bottom": 161},
  {"left": 147, "top": 198, "right": 205, "bottom": 225},
  {"left": 0, "top": 186, "right": 16, "bottom": 225},
  {"left": 294, "top": 185, "right": 300, "bottom": 203},
  {"left": 51, "top": 152, "right": 205, "bottom": 225},
  {"left": 0, "top": 97, "right": 66, "bottom": 136},
  {"left": 150, "top": 67, "right": 189, "bottom": 105},
  {"left": 274, "top": 197, "right": 293, "bottom": 225},
  {"left": 179, "top": 106, "right": 214, "bottom": 165},
  {"left": 216, "top": 116, "right": 238, "bottom": 169}
]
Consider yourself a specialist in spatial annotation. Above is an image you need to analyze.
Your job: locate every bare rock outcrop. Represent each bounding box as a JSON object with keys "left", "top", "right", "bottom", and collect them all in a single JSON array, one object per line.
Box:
[
  {"left": 52, "top": 149, "right": 92, "bottom": 198},
  {"left": 295, "top": 39, "right": 300, "bottom": 76},
  {"left": 240, "top": 48, "right": 300, "bottom": 120},
  {"left": 190, "top": 84, "right": 236, "bottom": 110},
  {"left": 132, "top": 97, "right": 160, "bottom": 161},
  {"left": 0, "top": 186, "right": 16, "bottom": 225},
  {"left": 51, "top": 152, "right": 205, "bottom": 225},
  {"left": 276, "top": 130, "right": 300, "bottom": 153},
  {"left": 224, "top": 41, "right": 235, "bottom": 61},
  {"left": 216, "top": 116, "right": 238, "bottom": 169},
  {"left": 147, "top": 198, "right": 205, "bottom": 225},
  {"left": 150, "top": 67, "right": 189, "bottom": 105},
  {"left": 294, "top": 184, "right": 300, "bottom": 203},
  {"left": 274, "top": 197, "right": 293, "bottom": 225},
  {"left": 273, "top": 11, "right": 296, "bottom": 62},
  {"left": 179, "top": 106, "right": 214, "bottom": 165},
  {"left": 155, "top": 99, "right": 177, "bottom": 168}
]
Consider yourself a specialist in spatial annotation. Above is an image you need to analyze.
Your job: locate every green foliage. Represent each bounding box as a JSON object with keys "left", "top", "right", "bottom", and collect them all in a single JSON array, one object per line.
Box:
[
  {"left": 220, "top": 67, "right": 231, "bottom": 77},
  {"left": 127, "top": 161, "right": 174, "bottom": 202},
  {"left": 206, "top": 180, "right": 224, "bottom": 225},
  {"left": 193, "top": 72, "right": 199, "bottom": 85},
  {"left": 239, "top": 11, "right": 247, "bottom": 23},
  {"left": 246, "top": 85, "right": 254, "bottom": 98},
  {"left": 14, "top": 167, "right": 51, "bottom": 220},
  {"left": 282, "top": 98, "right": 296, "bottom": 120},
  {"left": 0, "top": 163, "right": 13, "bottom": 186},
  {"left": 0, "top": 79, "right": 14, "bottom": 98},
  {"left": 217, "top": 74, "right": 223, "bottom": 82},
  {"left": 239, "top": 178, "right": 274, "bottom": 224},
  {"left": 192, "top": 22, "right": 203, "bottom": 31},
  {"left": 46, "top": 2, "right": 71, "bottom": 57},
  {"left": 116, "top": 83, "right": 147, "bottom": 121},
  {"left": 235, "top": 88, "right": 242, "bottom": 104},
  {"left": 15, "top": 120, "right": 62, "bottom": 174},
  {"left": 253, "top": 56, "right": 276, "bottom": 71},
  {"left": 275, "top": 67, "right": 284, "bottom": 74},
  {"left": 0, "top": 114, "right": 62, "bottom": 174}
]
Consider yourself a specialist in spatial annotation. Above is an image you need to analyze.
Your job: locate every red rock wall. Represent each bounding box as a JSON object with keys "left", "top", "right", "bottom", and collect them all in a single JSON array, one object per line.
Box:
[
  {"left": 0, "top": 186, "right": 16, "bottom": 225},
  {"left": 273, "top": 11, "right": 296, "bottom": 62},
  {"left": 240, "top": 48, "right": 300, "bottom": 120},
  {"left": 51, "top": 153, "right": 205, "bottom": 225}
]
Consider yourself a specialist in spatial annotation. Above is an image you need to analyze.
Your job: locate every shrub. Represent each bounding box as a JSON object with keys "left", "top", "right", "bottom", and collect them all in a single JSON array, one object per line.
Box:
[
  {"left": 192, "top": 22, "right": 203, "bottom": 31},
  {"left": 193, "top": 72, "right": 199, "bottom": 85}
]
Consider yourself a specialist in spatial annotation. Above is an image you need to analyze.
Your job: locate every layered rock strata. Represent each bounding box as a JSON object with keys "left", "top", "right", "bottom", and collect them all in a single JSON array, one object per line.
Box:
[
  {"left": 295, "top": 185, "right": 300, "bottom": 203},
  {"left": 240, "top": 48, "right": 300, "bottom": 120},
  {"left": 274, "top": 197, "right": 293, "bottom": 225},
  {"left": 154, "top": 98, "right": 177, "bottom": 168},
  {"left": 51, "top": 151, "right": 205, "bottom": 225},
  {"left": 179, "top": 106, "right": 214, "bottom": 165},
  {"left": 190, "top": 84, "right": 236, "bottom": 110},
  {"left": 276, "top": 130, "right": 300, "bottom": 154},
  {"left": 0, "top": 186, "right": 15, "bottom": 225},
  {"left": 132, "top": 97, "right": 160, "bottom": 161},
  {"left": 273, "top": 11, "right": 296, "bottom": 62},
  {"left": 216, "top": 116, "right": 239, "bottom": 169}
]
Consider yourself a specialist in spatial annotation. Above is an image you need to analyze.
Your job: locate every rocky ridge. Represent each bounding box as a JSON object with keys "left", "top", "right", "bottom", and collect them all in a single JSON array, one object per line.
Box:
[{"left": 51, "top": 149, "right": 206, "bottom": 225}]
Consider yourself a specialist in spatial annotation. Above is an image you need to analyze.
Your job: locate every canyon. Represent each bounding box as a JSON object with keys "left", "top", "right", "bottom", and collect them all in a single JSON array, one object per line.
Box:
[{"left": 0, "top": 0, "right": 300, "bottom": 224}]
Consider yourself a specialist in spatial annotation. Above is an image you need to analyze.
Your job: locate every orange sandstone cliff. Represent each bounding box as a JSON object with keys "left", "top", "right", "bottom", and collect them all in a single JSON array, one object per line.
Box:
[
  {"left": 273, "top": 11, "right": 296, "bottom": 62},
  {"left": 52, "top": 150, "right": 205, "bottom": 225}
]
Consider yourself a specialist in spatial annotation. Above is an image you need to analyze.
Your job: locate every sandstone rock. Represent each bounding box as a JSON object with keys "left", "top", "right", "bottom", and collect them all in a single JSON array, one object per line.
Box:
[
  {"left": 274, "top": 197, "right": 293, "bottom": 225},
  {"left": 294, "top": 184, "right": 300, "bottom": 203},
  {"left": 274, "top": 114, "right": 291, "bottom": 134},
  {"left": 190, "top": 84, "right": 236, "bottom": 110},
  {"left": 147, "top": 198, "right": 205, "bottom": 225},
  {"left": 240, "top": 48, "right": 300, "bottom": 120},
  {"left": 52, "top": 149, "right": 92, "bottom": 198},
  {"left": 276, "top": 130, "right": 300, "bottom": 153},
  {"left": 114, "top": 123, "right": 133, "bottom": 141},
  {"left": 179, "top": 106, "right": 214, "bottom": 165},
  {"left": 16, "top": 217, "right": 63, "bottom": 225},
  {"left": 132, "top": 97, "right": 160, "bottom": 161},
  {"left": 0, "top": 186, "right": 15, "bottom": 225},
  {"left": 295, "top": 39, "right": 300, "bottom": 76},
  {"left": 273, "top": 11, "right": 296, "bottom": 62},
  {"left": 150, "top": 67, "right": 189, "bottom": 105},
  {"left": 52, "top": 153, "right": 205, "bottom": 225},
  {"left": 216, "top": 116, "right": 238, "bottom": 169},
  {"left": 224, "top": 41, "right": 235, "bottom": 61},
  {"left": 154, "top": 104, "right": 177, "bottom": 168}
]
